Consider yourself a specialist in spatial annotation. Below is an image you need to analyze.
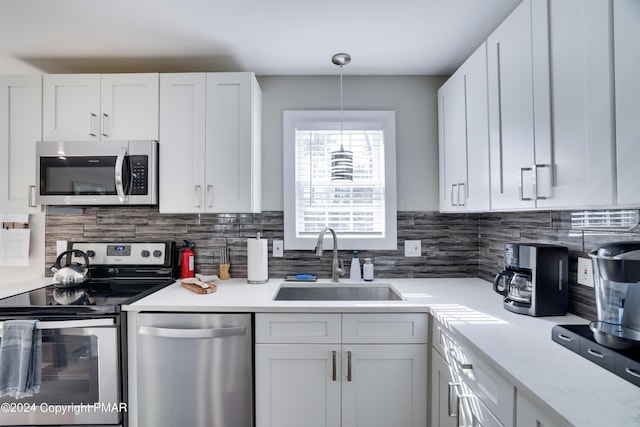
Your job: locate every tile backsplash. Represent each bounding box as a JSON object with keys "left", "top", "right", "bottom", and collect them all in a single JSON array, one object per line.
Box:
[{"left": 44, "top": 207, "right": 640, "bottom": 320}]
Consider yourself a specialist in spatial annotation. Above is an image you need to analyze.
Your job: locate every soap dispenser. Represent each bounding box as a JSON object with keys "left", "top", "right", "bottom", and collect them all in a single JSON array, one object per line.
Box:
[
  {"left": 363, "top": 258, "right": 374, "bottom": 281},
  {"left": 350, "top": 251, "right": 361, "bottom": 282}
]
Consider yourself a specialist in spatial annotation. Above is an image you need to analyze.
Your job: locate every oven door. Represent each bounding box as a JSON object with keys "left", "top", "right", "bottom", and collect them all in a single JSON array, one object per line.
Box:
[{"left": 0, "top": 318, "right": 121, "bottom": 426}]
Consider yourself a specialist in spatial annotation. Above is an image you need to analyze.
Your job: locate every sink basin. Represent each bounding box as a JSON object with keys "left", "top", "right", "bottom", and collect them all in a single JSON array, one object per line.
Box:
[{"left": 274, "top": 283, "right": 403, "bottom": 301}]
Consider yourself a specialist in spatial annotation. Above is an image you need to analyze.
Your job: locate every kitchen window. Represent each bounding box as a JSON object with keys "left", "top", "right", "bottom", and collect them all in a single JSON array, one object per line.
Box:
[{"left": 283, "top": 110, "right": 397, "bottom": 250}]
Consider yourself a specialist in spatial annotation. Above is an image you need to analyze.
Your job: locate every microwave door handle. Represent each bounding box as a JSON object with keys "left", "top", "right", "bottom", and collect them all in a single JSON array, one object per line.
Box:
[{"left": 115, "top": 146, "right": 128, "bottom": 203}]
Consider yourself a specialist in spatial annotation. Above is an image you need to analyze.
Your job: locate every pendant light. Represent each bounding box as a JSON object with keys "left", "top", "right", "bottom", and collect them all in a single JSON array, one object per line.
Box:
[{"left": 331, "top": 52, "right": 353, "bottom": 181}]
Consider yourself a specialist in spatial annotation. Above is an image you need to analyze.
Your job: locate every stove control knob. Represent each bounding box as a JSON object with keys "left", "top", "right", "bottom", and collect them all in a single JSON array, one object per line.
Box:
[
  {"left": 153, "top": 250, "right": 163, "bottom": 258},
  {"left": 141, "top": 250, "right": 150, "bottom": 258},
  {"left": 86, "top": 250, "right": 96, "bottom": 258}
]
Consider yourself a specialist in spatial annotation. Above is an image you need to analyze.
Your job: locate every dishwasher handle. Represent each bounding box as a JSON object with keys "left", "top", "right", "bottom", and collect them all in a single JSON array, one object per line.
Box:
[{"left": 138, "top": 325, "right": 246, "bottom": 339}]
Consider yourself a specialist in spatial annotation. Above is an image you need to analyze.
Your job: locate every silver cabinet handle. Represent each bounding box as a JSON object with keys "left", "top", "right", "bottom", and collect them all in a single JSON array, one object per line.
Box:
[
  {"left": 115, "top": 146, "right": 128, "bottom": 203},
  {"left": 138, "top": 325, "right": 246, "bottom": 339},
  {"left": 28, "top": 185, "right": 37, "bottom": 207},
  {"left": 332, "top": 351, "right": 337, "bottom": 381},
  {"left": 448, "top": 348, "right": 473, "bottom": 370},
  {"left": 533, "top": 163, "right": 551, "bottom": 200},
  {"left": 447, "top": 382, "right": 459, "bottom": 417},
  {"left": 206, "top": 184, "right": 213, "bottom": 208},
  {"left": 347, "top": 350, "right": 352, "bottom": 382},
  {"left": 456, "top": 394, "right": 473, "bottom": 427},
  {"left": 625, "top": 367, "right": 640, "bottom": 378},
  {"left": 194, "top": 185, "right": 201, "bottom": 208},
  {"left": 451, "top": 184, "right": 458, "bottom": 206},
  {"left": 89, "top": 113, "right": 97, "bottom": 137},
  {"left": 101, "top": 113, "right": 110, "bottom": 137},
  {"left": 557, "top": 334, "right": 574, "bottom": 342},
  {"left": 458, "top": 182, "right": 466, "bottom": 206},
  {"left": 587, "top": 348, "right": 606, "bottom": 359},
  {"left": 519, "top": 167, "right": 533, "bottom": 201}
]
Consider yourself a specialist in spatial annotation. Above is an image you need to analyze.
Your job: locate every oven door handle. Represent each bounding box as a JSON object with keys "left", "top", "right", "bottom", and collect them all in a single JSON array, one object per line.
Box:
[
  {"left": 0, "top": 318, "right": 115, "bottom": 336},
  {"left": 115, "top": 146, "right": 128, "bottom": 203},
  {"left": 138, "top": 325, "right": 246, "bottom": 339}
]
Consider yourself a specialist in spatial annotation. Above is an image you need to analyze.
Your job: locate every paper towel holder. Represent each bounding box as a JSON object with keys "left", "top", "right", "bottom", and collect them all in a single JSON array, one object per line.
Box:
[{"left": 247, "top": 232, "right": 269, "bottom": 284}]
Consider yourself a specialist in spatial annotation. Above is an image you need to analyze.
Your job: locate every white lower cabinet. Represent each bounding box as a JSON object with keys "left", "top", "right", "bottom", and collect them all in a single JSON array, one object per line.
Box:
[
  {"left": 431, "top": 320, "right": 515, "bottom": 427},
  {"left": 516, "top": 392, "right": 566, "bottom": 427},
  {"left": 255, "top": 313, "right": 428, "bottom": 427}
]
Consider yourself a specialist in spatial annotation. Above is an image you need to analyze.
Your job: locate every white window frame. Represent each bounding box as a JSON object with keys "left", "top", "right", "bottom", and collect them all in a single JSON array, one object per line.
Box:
[{"left": 283, "top": 110, "right": 397, "bottom": 250}]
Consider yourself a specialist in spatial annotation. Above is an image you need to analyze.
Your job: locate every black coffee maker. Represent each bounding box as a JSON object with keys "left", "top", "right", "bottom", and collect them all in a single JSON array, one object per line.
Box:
[{"left": 493, "top": 243, "right": 568, "bottom": 316}]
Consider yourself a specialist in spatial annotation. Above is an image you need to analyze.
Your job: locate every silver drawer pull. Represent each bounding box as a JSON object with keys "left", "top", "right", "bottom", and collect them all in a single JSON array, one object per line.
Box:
[
  {"left": 138, "top": 325, "right": 246, "bottom": 339},
  {"left": 587, "top": 348, "right": 606, "bottom": 359},
  {"left": 448, "top": 348, "right": 473, "bottom": 370},
  {"left": 557, "top": 334, "right": 574, "bottom": 342},
  {"left": 625, "top": 367, "right": 640, "bottom": 378}
]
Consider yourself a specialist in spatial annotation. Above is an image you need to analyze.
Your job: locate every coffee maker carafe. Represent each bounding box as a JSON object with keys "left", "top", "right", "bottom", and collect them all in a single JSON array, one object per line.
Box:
[
  {"left": 589, "top": 241, "right": 640, "bottom": 349},
  {"left": 493, "top": 243, "right": 568, "bottom": 316}
]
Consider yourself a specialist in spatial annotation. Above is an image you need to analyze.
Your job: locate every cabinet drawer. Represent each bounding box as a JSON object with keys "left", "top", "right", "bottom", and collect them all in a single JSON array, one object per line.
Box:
[
  {"left": 255, "top": 313, "right": 341, "bottom": 344},
  {"left": 579, "top": 339, "right": 615, "bottom": 371},
  {"left": 433, "top": 320, "right": 514, "bottom": 426},
  {"left": 342, "top": 313, "right": 428, "bottom": 344}
]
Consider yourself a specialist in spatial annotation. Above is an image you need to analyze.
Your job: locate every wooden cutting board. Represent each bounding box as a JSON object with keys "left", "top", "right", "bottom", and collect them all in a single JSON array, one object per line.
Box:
[{"left": 181, "top": 280, "right": 217, "bottom": 294}]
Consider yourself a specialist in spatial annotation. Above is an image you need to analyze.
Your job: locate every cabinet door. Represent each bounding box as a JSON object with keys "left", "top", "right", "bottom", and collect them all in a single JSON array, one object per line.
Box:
[
  {"left": 438, "top": 69, "right": 467, "bottom": 212},
  {"left": 487, "top": 0, "right": 537, "bottom": 210},
  {"left": 43, "top": 74, "right": 100, "bottom": 141},
  {"left": 431, "top": 349, "right": 458, "bottom": 427},
  {"left": 462, "top": 42, "right": 490, "bottom": 211},
  {"left": 205, "top": 72, "right": 260, "bottom": 213},
  {"left": 536, "top": 0, "right": 614, "bottom": 208},
  {"left": 614, "top": 0, "right": 640, "bottom": 205},
  {"left": 255, "top": 344, "right": 341, "bottom": 427},
  {"left": 516, "top": 392, "right": 565, "bottom": 427},
  {"left": 341, "top": 344, "right": 427, "bottom": 427},
  {"left": 0, "top": 75, "right": 42, "bottom": 212},
  {"left": 100, "top": 73, "right": 159, "bottom": 140},
  {"left": 158, "top": 73, "right": 207, "bottom": 213}
]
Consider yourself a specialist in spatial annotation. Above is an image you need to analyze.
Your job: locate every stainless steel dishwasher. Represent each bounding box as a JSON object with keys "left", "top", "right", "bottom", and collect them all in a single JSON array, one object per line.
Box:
[{"left": 135, "top": 313, "right": 253, "bottom": 427}]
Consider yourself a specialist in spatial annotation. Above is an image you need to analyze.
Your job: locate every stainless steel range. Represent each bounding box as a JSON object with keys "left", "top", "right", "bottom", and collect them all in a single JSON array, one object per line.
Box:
[{"left": 0, "top": 241, "right": 177, "bottom": 426}]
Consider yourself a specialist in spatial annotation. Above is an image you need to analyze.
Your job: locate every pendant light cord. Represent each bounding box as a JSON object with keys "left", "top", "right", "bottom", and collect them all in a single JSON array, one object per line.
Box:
[{"left": 340, "top": 64, "right": 344, "bottom": 151}]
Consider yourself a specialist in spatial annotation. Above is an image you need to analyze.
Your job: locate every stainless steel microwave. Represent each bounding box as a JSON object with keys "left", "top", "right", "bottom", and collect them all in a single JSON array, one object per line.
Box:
[{"left": 36, "top": 140, "right": 158, "bottom": 206}]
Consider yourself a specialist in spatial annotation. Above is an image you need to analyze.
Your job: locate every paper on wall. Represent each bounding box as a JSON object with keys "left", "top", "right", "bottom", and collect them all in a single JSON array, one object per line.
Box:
[{"left": 0, "top": 214, "right": 30, "bottom": 267}]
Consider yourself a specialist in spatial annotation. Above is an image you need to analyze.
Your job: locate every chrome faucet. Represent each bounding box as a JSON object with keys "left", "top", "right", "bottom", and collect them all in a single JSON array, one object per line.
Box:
[{"left": 315, "top": 227, "right": 344, "bottom": 282}]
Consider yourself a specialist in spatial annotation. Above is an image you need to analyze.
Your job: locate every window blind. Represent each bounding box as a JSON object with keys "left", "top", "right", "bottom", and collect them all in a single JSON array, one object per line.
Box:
[{"left": 295, "top": 128, "right": 386, "bottom": 237}]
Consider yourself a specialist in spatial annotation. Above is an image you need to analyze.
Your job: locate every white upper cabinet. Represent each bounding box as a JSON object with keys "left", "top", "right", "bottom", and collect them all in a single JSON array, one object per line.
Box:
[
  {"left": 159, "top": 72, "right": 261, "bottom": 213},
  {"left": 536, "top": 0, "right": 614, "bottom": 209},
  {"left": 614, "top": 0, "right": 640, "bottom": 206},
  {"left": 438, "top": 42, "right": 490, "bottom": 212},
  {"left": 488, "top": 0, "right": 614, "bottom": 210},
  {"left": 0, "top": 75, "right": 42, "bottom": 213},
  {"left": 43, "top": 73, "right": 159, "bottom": 141}
]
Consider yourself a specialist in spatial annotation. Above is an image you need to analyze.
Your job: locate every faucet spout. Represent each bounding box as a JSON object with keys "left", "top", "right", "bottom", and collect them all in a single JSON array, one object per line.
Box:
[{"left": 315, "top": 227, "right": 344, "bottom": 282}]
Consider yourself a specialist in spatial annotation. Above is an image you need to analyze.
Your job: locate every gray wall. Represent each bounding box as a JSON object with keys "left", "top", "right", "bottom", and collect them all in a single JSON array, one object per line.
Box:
[{"left": 257, "top": 75, "right": 447, "bottom": 211}]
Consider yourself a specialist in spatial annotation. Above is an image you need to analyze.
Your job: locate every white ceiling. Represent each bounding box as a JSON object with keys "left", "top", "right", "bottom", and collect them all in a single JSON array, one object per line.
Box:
[{"left": 0, "top": 0, "right": 521, "bottom": 75}]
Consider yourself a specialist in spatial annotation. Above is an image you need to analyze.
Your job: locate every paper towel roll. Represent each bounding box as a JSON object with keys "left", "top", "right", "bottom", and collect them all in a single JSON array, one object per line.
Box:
[{"left": 247, "top": 235, "right": 269, "bottom": 284}]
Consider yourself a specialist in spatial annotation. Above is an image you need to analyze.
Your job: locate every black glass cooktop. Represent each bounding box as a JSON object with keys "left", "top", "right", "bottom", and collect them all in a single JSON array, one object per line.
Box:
[{"left": 0, "top": 279, "right": 174, "bottom": 315}]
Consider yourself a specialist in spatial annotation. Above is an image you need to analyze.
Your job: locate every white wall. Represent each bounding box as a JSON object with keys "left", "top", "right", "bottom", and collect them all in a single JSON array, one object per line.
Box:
[{"left": 257, "top": 75, "right": 447, "bottom": 211}]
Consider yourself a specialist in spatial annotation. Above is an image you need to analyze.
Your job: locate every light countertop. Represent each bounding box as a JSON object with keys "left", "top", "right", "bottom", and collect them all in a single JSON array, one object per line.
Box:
[{"left": 125, "top": 277, "right": 640, "bottom": 427}]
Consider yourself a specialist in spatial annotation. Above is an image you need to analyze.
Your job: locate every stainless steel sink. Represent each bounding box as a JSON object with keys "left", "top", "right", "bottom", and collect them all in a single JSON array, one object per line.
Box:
[{"left": 274, "top": 283, "right": 403, "bottom": 301}]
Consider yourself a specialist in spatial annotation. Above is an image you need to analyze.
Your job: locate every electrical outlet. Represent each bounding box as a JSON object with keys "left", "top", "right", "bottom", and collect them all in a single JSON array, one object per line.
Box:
[
  {"left": 577, "top": 257, "right": 594, "bottom": 287},
  {"left": 56, "top": 240, "right": 68, "bottom": 256},
  {"left": 404, "top": 240, "right": 422, "bottom": 257},
  {"left": 273, "top": 240, "right": 284, "bottom": 257}
]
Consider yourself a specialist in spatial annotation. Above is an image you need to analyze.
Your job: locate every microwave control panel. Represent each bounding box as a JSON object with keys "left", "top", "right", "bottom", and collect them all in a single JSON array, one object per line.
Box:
[{"left": 129, "top": 155, "right": 148, "bottom": 195}]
